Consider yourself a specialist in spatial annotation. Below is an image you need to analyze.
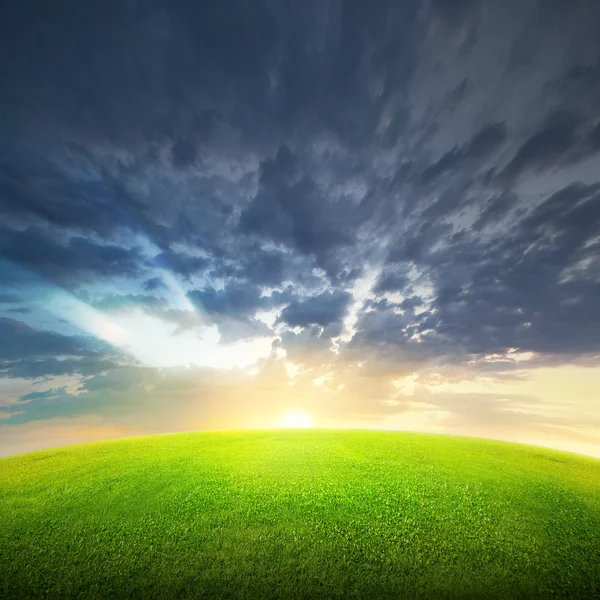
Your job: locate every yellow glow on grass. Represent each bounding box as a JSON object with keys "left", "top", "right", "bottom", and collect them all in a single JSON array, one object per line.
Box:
[{"left": 277, "top": 409, "right": 314, "bottom": 429}]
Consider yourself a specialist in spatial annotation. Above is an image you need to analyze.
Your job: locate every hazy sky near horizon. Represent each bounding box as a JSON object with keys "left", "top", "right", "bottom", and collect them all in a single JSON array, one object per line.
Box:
[{"left": 1, "top": 0, "right": 600, "bottom": 457}]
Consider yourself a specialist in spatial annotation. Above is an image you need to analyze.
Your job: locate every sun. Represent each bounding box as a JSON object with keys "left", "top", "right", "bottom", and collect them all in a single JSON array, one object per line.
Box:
[{"left": 277, "top": 409, "right": 314, "bottom": 429}]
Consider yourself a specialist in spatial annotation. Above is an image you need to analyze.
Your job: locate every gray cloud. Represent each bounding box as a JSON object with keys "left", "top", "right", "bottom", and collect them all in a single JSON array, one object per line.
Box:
[
  {"left": 188, "top": 283, "right": 269, "bottom": 318},
  {"left": 239, "top": 146, "right": 358, "bottom": 273},
  {"left": 0, "top": 293, "right": 22, "bottom": 304},
  {"left": 279, "top": 290, "right": 352, "bottom": 329},
  {"left": 0, "top": 225, "right": 147, "bottom": 285},
  {"left": 0, "top": 318, "right": 97, "bottom": 362},
  {"left": 0, "top": 318, "right": 125, "bottom": 379},
  {"left": 142, "top": 277, "right": 166, "bottom": 292},
  {"left": 498, "top": 110, "right": 583, "bottom": 182}
]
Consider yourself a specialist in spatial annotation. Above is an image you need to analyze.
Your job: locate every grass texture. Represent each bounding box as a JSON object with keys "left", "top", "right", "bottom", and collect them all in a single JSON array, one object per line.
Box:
[{"left": 1, "top": 430, "right": 599, "bottom": 599}]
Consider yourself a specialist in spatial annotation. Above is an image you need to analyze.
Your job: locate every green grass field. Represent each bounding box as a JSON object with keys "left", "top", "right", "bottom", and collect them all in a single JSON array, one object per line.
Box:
[{"left": 1, "top": 430, "right": 599, "bottom": 599}]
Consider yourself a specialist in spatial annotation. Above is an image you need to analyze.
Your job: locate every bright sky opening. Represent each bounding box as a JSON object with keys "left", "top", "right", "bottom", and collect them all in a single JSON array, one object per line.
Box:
[{"left": 277, "top": 410, "right": 314, "bottom": 429}]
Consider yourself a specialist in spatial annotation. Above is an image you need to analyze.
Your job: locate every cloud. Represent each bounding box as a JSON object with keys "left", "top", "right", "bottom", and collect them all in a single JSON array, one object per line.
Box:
[
  {"left": 142, "top": 277, "right": 166, "bottom": 292},
  {"left": 228, "top": 247, "right": 287, "bottom": 287},
  {"left": 431, "top": 0, "right": 477, "bottom": 27},
  {"left": 188, "top": 283, "right": 269, "bottom": 318},
  {"left": 155, "top": 249, "right": 210, "bottom": 280},
  {"left": 91, "top": 294, "right": 169, "bottom": 313},
  {"left": 373, "top": 269, "right": 411, "bottom": 294},
  {"left": 3, "top": 357, "right": 123, "bottom": 380},
  {"left": 424, "top": 183, "right": 600, "bottom": 356},
  {"left": 239, "top": 146, "right": 357, "bottom": 274},
  {"left": 421, "top": 123, "right": 507, "bottom": 184},
  {"left": 0, "top": 318, "right": 97, "bottom": 362},
  {"left": 0, "top": 225, "right": 147, "bottom": 285},
  {"left": 279, "top": 291, "right": 352, "bottom": 329},
  {"left": 0, "top": 318, "right": 124, "bottom": 379},
  {"left": 498, "top": 110, "right": 583, "bottom": 182},
  {"left": 0, "top": 293, "right": 22, "bottom": 303}
]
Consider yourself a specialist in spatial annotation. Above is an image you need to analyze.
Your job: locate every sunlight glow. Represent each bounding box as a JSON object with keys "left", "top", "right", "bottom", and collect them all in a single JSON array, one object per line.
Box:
[{"left": 277, "top": 409, "right": 314, "bottom": 429}]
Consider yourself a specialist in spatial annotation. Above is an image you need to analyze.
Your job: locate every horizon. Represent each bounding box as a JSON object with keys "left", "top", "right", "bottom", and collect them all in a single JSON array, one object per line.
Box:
[
  {"left": 2, "top": 424, "right": 600, "bottom": 461},
  {"left": 1, "top": 0, "right": 600, "bottom": 459}
]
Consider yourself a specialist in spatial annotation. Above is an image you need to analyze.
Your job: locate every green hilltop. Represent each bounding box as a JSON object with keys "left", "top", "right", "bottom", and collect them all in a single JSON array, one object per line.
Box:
[{"left": 1, "top": 430, "right": 599, "bottom": 599}]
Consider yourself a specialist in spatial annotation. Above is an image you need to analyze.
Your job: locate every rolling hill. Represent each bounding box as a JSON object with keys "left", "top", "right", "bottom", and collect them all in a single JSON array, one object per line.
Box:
[{"left": 1, "top": 430, "right": 599, "bottom": 599}]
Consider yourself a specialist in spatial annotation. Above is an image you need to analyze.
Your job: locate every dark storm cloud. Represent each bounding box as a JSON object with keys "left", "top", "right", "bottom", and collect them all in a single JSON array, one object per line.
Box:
[
  {"left": 400, "top": 296, "right": 424, "bottom": 311},
  {"left": 0, "top": 318, "right": 97, "bottom": 362},
  {"left": 187, "top": 282, "right": 290, "bottom": 318},
  {"left": 155, "top": 249, "right": 210, "bottom": 281},
  {"left": 0, "top": 0, "right": 424, "bottom": 288},
  {"left": 1, "top": 0, "right": 434, "bottom": 300},
  {"left": 0, "top": 158, "right": 139, "bottom": 237},
  {"left": 0, "top": 293, "right": 22, "bottom": 304},
  {"left": 431, "top": 0, "right": 477, "bottom": 25},
  {"left": 401, "top": 183, "right": 600, "bottom": 357},
  {"left": 5, "top": 307, "right": 31, "bottom": 315},
  {"left": 421, "top": 123, "right": 507, "bottom": 184},
  {"left": 387, "top": 221, "right": 453, "bottom": 264},
  {"left": 239, "top": 146, "right": 356, "bottom": 268},
  {"left": 207, "top": 245, "right": 323, "bottom": 292},
  {"left": 228, "top": 247, "right": 287, "bottom": 287},
  {"left": 373, "top": 270, "right": 411, "bottom": 295},
  {"left": 143, "top": 277, "right": 166, "bottom": 292},
  {"left": 0, "top": 225, "right": 147, "bottom": 284},
  {"left": 0, "top": 318, "right": 125, "bottom": 379},
  {"left": 279, "top": 291, "right": 352, "bottom": 329},
  {"left": 464, "top": 123, "right": 508, "bottom": 160},
  {"left": 0, "top": 0, "right": 419, "bottom": 149},
  {"left": 171, "top": 136, "right": 199, "bottom": 169},
  {"left": 421, "top": 148, "right": 464, "bottom": 185},
  {"left": 498, "top": 110, "right": 583, "bottom": 182},
  {"left": 472, "top": 192, "right": 519, "bottom": 231}
]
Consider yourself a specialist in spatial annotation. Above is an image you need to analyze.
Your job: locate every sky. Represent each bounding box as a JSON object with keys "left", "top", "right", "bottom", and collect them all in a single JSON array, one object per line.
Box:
[{"left": 1, "top": 0, "right": 600, "bottom": 458}]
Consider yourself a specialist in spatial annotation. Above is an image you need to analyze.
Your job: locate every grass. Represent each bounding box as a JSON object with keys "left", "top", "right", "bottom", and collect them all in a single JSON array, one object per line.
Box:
[{"left": 1, "top": 430, "right": 599, "bottom": 599}]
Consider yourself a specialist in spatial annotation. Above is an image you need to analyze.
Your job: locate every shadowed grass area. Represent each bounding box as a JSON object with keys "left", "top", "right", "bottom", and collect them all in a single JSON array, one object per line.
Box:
[{"left": 1, "top": 430, "right": 599, "bottom": 599}]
